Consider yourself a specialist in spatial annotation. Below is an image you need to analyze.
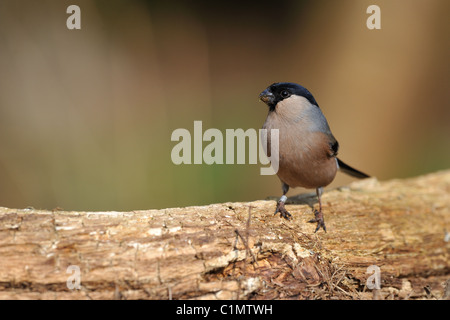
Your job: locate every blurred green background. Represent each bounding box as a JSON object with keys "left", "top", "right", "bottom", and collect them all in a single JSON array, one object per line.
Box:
[{"left": 0, "top": 0, "right": 449, "bottom": 211}]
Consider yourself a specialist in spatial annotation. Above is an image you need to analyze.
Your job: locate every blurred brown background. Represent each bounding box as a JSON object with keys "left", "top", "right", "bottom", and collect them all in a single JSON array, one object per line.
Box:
[{"left": 0, "top": 0, "right": 449, "bottom": 211}]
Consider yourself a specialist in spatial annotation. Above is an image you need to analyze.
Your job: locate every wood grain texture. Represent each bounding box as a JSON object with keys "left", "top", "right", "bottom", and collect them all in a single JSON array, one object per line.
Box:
[{"left": 0, "top": 170, "right": 449, "bottom": 299}]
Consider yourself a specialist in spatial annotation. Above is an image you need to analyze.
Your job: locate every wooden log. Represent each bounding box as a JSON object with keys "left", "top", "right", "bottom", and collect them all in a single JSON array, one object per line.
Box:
[{"left": 0, "top": 170, "right": 449, "bottom": 299}]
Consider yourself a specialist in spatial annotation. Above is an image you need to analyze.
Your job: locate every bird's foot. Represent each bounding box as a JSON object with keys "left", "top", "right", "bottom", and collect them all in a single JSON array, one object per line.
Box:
[
  {"left": 274, "top": 200, "right": 292, "bottom": 220},
  {"left": 308, "top": 210, "right": 326, "bottom": 233}
]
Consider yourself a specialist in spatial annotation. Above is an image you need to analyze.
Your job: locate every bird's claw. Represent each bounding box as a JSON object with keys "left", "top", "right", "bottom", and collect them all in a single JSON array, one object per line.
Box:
[
  {"left": 274, "top": 201, "right": 292, "bottom": 220},
  {"left": 308, "top": 210, "right": 326, "bottom": 233}
]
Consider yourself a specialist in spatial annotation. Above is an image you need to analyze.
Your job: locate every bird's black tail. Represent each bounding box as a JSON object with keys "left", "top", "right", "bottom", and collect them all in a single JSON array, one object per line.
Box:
[{"left": 337, "top": 158, "right": 370, "bottom": 179}]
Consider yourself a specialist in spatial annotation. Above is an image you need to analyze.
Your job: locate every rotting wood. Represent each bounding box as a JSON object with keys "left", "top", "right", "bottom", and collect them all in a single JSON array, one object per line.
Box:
[{"left": 0, "top": 170, "right": 449, "bottom": 300}]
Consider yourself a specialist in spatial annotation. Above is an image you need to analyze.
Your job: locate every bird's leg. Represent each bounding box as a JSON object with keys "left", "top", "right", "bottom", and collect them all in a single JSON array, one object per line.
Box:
[
  {"left": 309, "top": 187, "right": 326, "bottom": 232},
  {"left": 274, "top": 183, "right": 291, "bottom": 220}
]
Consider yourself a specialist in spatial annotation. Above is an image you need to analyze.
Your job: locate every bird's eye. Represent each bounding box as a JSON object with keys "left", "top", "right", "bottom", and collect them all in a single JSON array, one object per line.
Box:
[{"left": 280, "top": 90, "right": 290, "bottom": 98}]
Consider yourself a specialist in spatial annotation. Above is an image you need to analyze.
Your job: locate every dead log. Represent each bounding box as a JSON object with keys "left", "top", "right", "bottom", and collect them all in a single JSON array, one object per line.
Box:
[{"left": 0, "top": 170, "right": 449, "bottom": 299}]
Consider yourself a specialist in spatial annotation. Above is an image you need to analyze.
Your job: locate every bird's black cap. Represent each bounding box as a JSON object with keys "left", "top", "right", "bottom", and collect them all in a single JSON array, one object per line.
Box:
[{"left": 259, "top": 82, "right": 319, "bottom": 110}]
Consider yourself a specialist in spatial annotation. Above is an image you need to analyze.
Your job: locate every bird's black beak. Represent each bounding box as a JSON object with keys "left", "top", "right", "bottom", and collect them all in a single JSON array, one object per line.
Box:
[{"left": 259, "top": 89, "right": 275, "bottom": 106}]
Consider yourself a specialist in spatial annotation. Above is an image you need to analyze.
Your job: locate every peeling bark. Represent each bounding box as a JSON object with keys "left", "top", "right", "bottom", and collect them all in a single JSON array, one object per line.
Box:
[{"left": 0, "top": 170, "right": 449, "bottom": 299}]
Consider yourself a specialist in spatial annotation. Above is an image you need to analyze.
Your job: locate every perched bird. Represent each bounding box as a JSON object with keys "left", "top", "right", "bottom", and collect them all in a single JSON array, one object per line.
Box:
[{"left": 259, "top": 82, "right": 369, "bottom": 232}]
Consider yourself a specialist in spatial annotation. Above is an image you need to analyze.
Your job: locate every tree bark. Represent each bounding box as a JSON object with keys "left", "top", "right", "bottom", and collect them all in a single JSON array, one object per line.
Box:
[{"left": 0, "top": 170, "right": 449, "bottom": 300}]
